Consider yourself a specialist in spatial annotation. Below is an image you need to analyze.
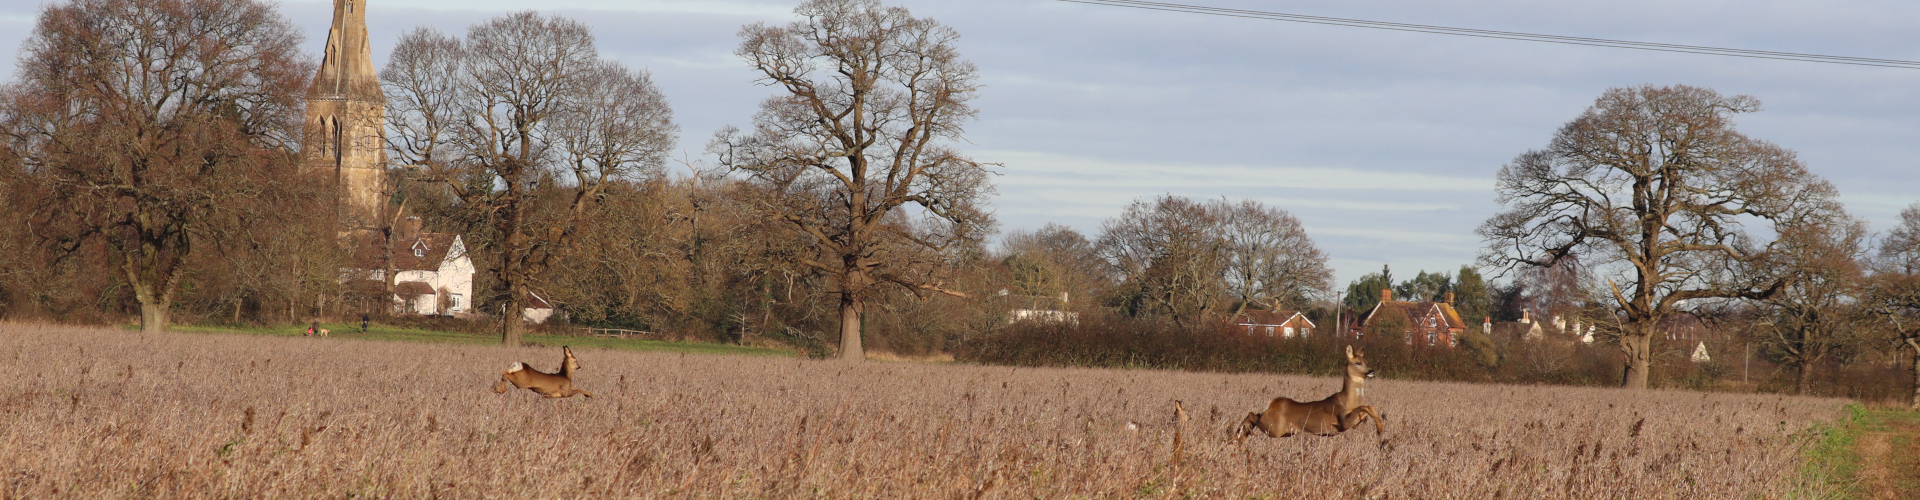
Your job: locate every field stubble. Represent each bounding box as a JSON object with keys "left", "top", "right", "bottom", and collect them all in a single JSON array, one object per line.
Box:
[{"left": 0, "top": 324, "right": 1846, "bottom": 498}]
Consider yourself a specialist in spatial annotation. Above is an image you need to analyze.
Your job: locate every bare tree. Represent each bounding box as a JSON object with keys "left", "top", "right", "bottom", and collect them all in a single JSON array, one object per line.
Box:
[
  {"left": 1099, "top": 196, "right": 1225, "bottom": 325},
  {"left": 0, "top": 0, "right": 310, "bottom": 332},
  {"left": 382, "top": 27, "right": 463, "bottom": 169},
  {"left": 1753, "top": 215, "right": 1869, "bottom": 395},
  {"left": 1213, "top": 198, "right": 1332, "bottom": 316},
  {"left": 1001, "top": 223, "right": 1110, "bottom": 309},
  {"left": 1868, "top": 202, "right": 1920, "bottom": 408},
  {"left": 1479, "top": 84, "right": 1841, "bottom": 389},
  {"left": 382, "top": 13, "right": 677, "bottom": 345},
  {"left": 1098, "top": 195, "right": 1330, "bottom": 324},
  {"left": 716, "top": 0, "right": 994, "bottom": 360}
]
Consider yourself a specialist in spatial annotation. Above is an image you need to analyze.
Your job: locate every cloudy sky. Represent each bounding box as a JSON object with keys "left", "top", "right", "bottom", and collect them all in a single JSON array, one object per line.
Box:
[{"left": 3, "top": 0, "right": 1916, "bottom": 287}]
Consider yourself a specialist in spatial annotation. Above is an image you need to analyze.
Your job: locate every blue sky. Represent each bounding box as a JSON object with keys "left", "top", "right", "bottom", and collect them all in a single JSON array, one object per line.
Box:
[{"left": 3, "top": 0, "right": 1916, "bottom": 288}]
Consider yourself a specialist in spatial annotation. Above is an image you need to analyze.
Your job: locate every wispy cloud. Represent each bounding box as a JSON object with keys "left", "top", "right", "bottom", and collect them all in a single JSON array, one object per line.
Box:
[{"left": 985, "top": 149, "right": 1492, "bottom": 194}]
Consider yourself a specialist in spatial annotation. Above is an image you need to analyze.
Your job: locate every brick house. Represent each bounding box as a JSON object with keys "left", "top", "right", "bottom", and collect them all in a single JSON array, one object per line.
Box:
[{"left": 1355, "top": 289, "right": 1467, "bottom": 347}]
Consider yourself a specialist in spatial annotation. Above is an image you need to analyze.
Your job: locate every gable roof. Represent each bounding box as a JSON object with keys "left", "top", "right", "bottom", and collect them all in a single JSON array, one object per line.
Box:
[
  {"left": 1362, "top": 299, "right": 1468, "bottom": 331},
  {"left": 393, "top": 233, "right": 461, "bottom": 271},
  {"left": 524, "top": 290, "right": 552, "bottom": 310},
  {"left": 1231, "top": 310, "right": 1315, "bottom": 328}
]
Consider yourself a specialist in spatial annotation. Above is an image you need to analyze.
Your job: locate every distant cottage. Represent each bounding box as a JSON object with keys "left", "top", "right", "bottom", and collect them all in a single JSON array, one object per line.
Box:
[
  {"left": 349, "top": 217, "right": 475, "bottom": 316},
  {"left": 1355, "top": 289, "right": 1467, "bottom": 347},
  {"left": 1231, "top": 310, "right": 1315, "bottom": 338}
]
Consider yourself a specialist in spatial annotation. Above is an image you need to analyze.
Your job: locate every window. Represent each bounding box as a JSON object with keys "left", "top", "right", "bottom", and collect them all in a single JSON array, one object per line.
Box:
[
  {"left": 450, "top": 294, "right": 464, "bottom": 311},
  {"left": 1264, "top": 326, "right": 1274, "bottom": 337},
  {"left": 414, "top": 248, "right": 424, "bottom": 257},
  {"left": 371, "top": 269, "right": 384, "bottom": 281},
  {"left": 1283, "top": 327, "right": 1294, "bottom": 338}
]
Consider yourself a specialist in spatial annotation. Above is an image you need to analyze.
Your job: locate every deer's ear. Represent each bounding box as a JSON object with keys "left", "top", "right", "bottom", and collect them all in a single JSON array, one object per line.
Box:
[{"left": 1345, "top": 345, "right": 1354, "bottom": 360}]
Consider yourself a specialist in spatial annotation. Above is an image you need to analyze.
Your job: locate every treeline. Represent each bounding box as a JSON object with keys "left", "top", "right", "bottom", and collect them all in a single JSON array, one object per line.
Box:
[
  {"left": 1, "top": 0, "right": 1916, "bottom": 405},
  {"left": 0, "top": 0, "right": 1334, "bottom": 359}
]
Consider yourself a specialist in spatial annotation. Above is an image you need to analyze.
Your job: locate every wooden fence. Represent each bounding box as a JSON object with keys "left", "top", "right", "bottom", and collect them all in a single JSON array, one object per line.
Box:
[{"left": 581, "top": 327, "right": 656, "bottom": 339}]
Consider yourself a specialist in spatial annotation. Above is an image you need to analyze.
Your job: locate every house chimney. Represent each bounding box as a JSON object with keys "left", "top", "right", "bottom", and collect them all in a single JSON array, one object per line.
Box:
[
  {"left": 1483, "top": 316, "right": 1491, "bottom": 336},
  {"left": 1381, "top": 288, "right": 1392, "bottom": 303},
  {"left": 1444, "top": 291, "right": 1454, "bottom": 304},
  {"left": 1521, "top": 309, "right": 1530, "bottom": 323}
]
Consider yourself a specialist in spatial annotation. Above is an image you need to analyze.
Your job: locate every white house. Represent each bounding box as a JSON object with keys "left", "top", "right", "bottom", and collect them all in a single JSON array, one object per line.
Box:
[{"left": 375, "top": 217, "right": 475, "bottom": 316}]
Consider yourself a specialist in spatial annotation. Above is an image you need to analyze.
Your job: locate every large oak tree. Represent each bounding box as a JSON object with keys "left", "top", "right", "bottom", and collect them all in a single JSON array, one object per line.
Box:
[
  {"left": 0, "top": 0, "right": 310, "bottom": 332},
  {"left": 1479, "top": 84, "right": 1841, "bottom": 389},
  {"left": 716, "top": 0, "right": 994, "bottom": 360}
]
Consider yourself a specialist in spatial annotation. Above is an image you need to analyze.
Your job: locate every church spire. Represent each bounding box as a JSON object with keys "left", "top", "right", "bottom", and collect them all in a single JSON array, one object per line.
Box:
[
  {"left": 310, "top": 0, "right": 384, "bottom": 102},
  {"left": 303, "top": 0, "right": 389, "bottom": 231}
]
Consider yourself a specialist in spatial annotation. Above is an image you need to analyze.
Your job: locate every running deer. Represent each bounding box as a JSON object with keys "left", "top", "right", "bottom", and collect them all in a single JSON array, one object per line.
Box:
[
  {"left": 1238, "top": 345, "right": 1384, "bottom": 439},
  {"left": 493, "top": 346, "right": 594, "bottom": 398}
]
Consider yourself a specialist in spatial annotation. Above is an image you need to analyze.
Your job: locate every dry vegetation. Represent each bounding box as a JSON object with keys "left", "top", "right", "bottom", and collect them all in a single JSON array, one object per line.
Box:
[{"left": 0, "top": 324, "right": 1847, "bottom": 498}]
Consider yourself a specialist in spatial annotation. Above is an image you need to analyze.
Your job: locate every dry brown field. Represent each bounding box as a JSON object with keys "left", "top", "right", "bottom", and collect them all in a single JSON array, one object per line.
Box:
[{"left": 0, "top": 323, "right": 1847, "bottom": 498}]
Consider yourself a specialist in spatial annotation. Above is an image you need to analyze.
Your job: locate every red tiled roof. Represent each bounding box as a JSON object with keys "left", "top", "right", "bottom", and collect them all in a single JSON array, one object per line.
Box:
[
  {"left": 342, "top": 230, "right": 463, "bottom": 273},
  {"left": 393, "top": 233, "right": 460, "bottom": 272},
  {"left": 1362, "top": 300, "right": 1468, "bottom": 331}
]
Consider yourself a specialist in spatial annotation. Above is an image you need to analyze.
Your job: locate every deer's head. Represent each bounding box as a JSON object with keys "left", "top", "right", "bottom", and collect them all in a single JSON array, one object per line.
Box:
[
  {"left": 1345, "top": 345, "right": 1375, "bottom": 379},
  {"left": 563, "top": 346, "right": 582, "bottom": 373}
]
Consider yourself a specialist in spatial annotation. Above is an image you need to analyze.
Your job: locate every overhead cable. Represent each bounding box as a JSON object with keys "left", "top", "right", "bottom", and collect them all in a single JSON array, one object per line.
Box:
[{"left": 1060, "top": 0, "right": 1920, "bottom": 70}]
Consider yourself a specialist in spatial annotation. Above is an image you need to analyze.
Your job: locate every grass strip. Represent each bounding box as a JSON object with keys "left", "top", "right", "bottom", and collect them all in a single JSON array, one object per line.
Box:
[{"left": 1797, "top": 403, "right": 1920, "bottom": 499}]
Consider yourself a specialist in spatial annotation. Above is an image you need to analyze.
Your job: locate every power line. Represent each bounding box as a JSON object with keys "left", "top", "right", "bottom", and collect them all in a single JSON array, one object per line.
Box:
[{"left": 1059, "top": 0, "right": 1920, "bottom": 70}]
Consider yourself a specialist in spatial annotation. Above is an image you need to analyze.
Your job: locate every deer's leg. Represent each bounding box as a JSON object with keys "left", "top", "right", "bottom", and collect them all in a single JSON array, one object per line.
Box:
[
  {"left": 568, "top": 388, "right": 595, "bottom": 398},
  {"left": 1342, "top": 406, "right": 1385, "bottom": 434},
  {"left": 493, "top": 379, "right": 515, "bottom": 394}
]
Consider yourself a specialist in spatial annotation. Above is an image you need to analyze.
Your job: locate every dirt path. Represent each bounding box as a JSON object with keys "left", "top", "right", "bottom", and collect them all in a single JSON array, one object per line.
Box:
[{"left": 1853, "top": 409, "right": 1920, "bottom": 500}]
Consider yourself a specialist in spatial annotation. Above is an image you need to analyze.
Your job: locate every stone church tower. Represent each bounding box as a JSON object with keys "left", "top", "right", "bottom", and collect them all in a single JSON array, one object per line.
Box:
[{"left": 303, "top": 0, "right": 388, "bottom": 231}]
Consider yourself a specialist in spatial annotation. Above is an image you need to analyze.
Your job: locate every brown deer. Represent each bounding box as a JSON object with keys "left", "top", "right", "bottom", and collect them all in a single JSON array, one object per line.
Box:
[
  {"left": 1238, "top": 345, "right": 1384, "bottom": 439},
  {"left": 493, "top": 346, "right": 594, "bottom": 398}
]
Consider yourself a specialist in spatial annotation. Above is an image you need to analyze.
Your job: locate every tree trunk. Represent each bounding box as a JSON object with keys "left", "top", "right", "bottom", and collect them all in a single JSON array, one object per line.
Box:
[
  {"left": 502, "top": 266, "right": 525, "bottom": 346},
  {"left": 1907, "top": 337, "right": 1919, "bottom": 410},
  {"left": 1796, "top": 361, "right": 1814, "bottom": 396},
  {"left": 140, "top": 301, "right": 170, "bottom": 334},
  {"left": 1620, "top": 332, "right": 1652, "bottom": 389},
  {"left": 502, "top": 299, "right": 525, "bottom": 346},
  {"left": 838, "top": 293, "right": 863, "bottom": 361}
]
